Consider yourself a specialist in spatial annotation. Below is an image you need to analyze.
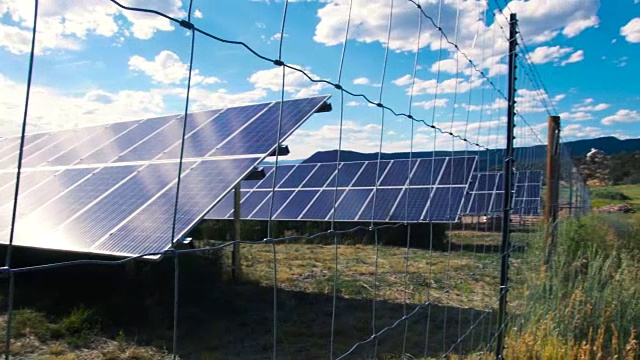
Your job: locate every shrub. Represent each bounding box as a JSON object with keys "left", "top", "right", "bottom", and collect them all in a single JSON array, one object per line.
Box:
[{"left": 10, "top": 309, "right": 52, "bottom": 340}]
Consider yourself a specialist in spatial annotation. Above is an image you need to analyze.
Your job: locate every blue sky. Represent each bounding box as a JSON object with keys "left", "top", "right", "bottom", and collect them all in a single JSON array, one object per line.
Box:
[{"left": 0, "top": 0, "right": 639, "bottom": 160}]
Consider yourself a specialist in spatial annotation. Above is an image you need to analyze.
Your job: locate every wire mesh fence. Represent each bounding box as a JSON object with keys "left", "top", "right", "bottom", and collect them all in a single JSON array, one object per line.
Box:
[{"left": 0, "top": 0, "right": 593, "bottom": 359}]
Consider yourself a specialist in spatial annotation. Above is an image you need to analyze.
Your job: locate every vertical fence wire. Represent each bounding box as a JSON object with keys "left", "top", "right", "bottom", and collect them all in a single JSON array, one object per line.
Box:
[{"left": 3, "top": 1, "right": 39, "bottom": 358}]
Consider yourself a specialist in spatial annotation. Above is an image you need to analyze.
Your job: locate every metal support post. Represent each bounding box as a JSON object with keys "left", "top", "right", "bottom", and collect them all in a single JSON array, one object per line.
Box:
[
  {"left": 232, "top": 183, "right": 242, "bottom": 280},
  {"left": 496, "top": 12, "right": 518, "bottom": 360}
]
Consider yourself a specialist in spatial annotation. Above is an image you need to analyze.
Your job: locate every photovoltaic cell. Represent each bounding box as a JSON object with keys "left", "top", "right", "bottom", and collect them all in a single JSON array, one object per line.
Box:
[
  {"left": 0, "top": 95, "right": 330, "bottom": 257},
  {"left": 461, "top": 170, "right": 543, "bottom": 216},
  {"left": 205, "top": 156, "right": 476, "bottom": 223},
  {"left": 302, "top": 189, "right": 344, "bottom": 220}
]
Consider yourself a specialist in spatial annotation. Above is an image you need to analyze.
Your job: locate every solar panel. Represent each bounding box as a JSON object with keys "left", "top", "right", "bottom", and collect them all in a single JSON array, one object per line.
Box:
[
  {"left": 0, "top": 95, "right": 330, "bottom": 257},
  {"left": 461, "top": 170, "right": 543, "bottom": 216},
  {"left": 204, "top": 156, "right": 477, "bottom": 223}
]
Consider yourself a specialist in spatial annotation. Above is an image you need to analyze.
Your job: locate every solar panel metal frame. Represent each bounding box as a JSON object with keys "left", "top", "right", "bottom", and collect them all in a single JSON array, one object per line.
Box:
[{"left": 0, "top": 95, "right": 331, "bottom": 259}]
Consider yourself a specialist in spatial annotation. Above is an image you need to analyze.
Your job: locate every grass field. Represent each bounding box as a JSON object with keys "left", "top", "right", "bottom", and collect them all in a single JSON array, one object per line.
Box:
[{"left": 591, "top": 184, "right": 640, "bottom": 209}]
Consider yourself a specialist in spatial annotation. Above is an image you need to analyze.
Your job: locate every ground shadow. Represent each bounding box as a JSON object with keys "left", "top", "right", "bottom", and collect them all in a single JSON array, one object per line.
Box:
[{"left": 0, "top": 247, "right": 495, "bottom": 359}]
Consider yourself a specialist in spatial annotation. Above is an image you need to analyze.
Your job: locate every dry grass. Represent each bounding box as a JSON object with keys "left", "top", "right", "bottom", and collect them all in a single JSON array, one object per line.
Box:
[{"left": 233, "top": 240, "right": 501, "bottom": 310}]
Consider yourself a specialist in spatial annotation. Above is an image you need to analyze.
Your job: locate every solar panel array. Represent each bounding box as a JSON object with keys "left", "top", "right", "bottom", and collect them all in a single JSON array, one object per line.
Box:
[
  {"left": 460, "top": 170, "right": 543, "bottom": 216},
  {"left": 0, "top": 95, "right": 330, "bottom": 257},
  {"left": 205, "top": 156, "right": 477, "bottom": 223}
]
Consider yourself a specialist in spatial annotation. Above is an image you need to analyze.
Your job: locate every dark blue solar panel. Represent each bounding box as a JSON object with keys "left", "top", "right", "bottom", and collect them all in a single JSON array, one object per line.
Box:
[
  {"left": 528, "top": 170, "right": 542, "bottom": 184},
  {"left": 358, "top": 188, "right": 402, "bottom": 221},
  {"left": 77, "top": 117, "right": 173, "bottom": 165},
  {"left": 388, "top": 187, "right": 431, "bottom": 222},
  {"left": 518, "top": 199, "right": 540, "bottom": 215},
  {"left": 249, "top": 190, "right": 295, "bottom": 220},
  {"left": 114, "top": 116, "right": 193, "bottom": 162},
  {"left": 243, "top": 166, "right": 273, "bottom": 190},
  {"left": 94, "top": 158, "right": 260, "bottom": 255},
  {"left": 161, "top": 105, "right": 268, "bottom": 159},
  {"left": 279, "top": 164, "right": 317, "bottom": 188},
  {"left": 491, "top": 192, "right": 504, "bottom": 213},
  {"left": 496, "top": 173, "right": 504, "bottom": 190},
  {"left": 515, "top": 185, "right": 526, "bottom": 198},
  {"left": 302, "top": 189, "right": 344, "bottom": 220},
  {"left": 438, "top": 157, "right": 476, "bottom": 185},
  {"left": 526, "top": 184, "right": 540, "bottom": 198},
  {"left": 378, "top": 160, "right": 410, "bottom": 187},
  {"left": 214, "top": 97, "right": 328, "bottom": 156},
  {"left": 44, "top": 121, "right": 140, "bottom": 167},
  {"left": 409, "top": 158, "right": 445, "bottom": 186},
  {"left": 275, "top": 190, "right": 319, "bottom": 219},
  {"left": 56, "top": 163, "right": 181, "bottom": 249},
  {"left": 468, "top": 192, "right": 492, "bottom": 214},
  {"left": 424, "top": 187, "right": 464, "bottom": 222},
  {"left": 334, "top": 189, "right": 372, "bottom": 221},
  {"left": 255, "top": 165, "right": 295, "bottom": 189},
  {"left": 335, "top": 162, "right": 365, "bottom": 187},
  {"left": 0, "top": 133, "right": 51, "bottom": 169},
  {"left": 352, "top": 161, "right": 391, "bottom": 187},
  {"left": 205, "top": 191, "right": 235, "bottom": 219},
  {"left": 301, "top": 163, "right": 336, "bottom": 188},
  {"left": 475, "top": 173, "right": 498, "bottom": 191},
  {"left": 241, "top": 191, "right": 271, "bottom": 217},
  {"left": 11, "top": 165, "right": 139, "bottom": 245}
]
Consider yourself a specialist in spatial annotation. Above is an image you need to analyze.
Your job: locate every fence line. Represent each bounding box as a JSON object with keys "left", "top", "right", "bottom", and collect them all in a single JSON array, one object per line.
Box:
[{"left": 1, "top": 1, "right": 591, "bottom": 359}]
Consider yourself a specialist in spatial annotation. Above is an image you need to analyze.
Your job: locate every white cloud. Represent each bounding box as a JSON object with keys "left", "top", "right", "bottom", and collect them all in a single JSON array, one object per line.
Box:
[
  {"left": 312, "top": 0, "right": 598, "bottom": 81},
  {"left": 346, "top": 101, "right": 360, "bottom": 106},
  {"left": 270, "top": 32, "right": 288, "bottom": 41},
  {"left": 527, "top": 46, "right": 573, "bottom": 65},
  {"left": 0, "top": 73, "right": 168, "bottom": 135},
  {"left": 559, "top": 50, "right": 584, "bottom": 66},
  {"left": 572, "top": 100, "right": 610, "bottom": 112},
  {"left": 173, "top": 87, "right": 268, "bottom": 111},
  {"left": 414, "top": 98, "right": 449, "bottom": 110},
  {"left": 248, "top": 64, "right": 327, "bottom": 98},
  {"left": 392, "top": 74, "right": 484, "bottom": 95},
  {"left": 353, "top": 77, "right": 370, "bottom": 85},
  {"left": 620, "top": 17, "right": 640, "bottom": 43},
  {"left": 193, "top": 9, "right": 203, "bottom": 19},
  {"left": 128, "top": 50, "right": 221, "bottom": 85},
  {"left": 559, "top": 111, "right": 593, "bottom": 121},
  {"left": 562, "top": 124, "right": 602, "bottom": 138},
  {"left": 0, "top": 0, "right": 185, "bottom": 55},
  {"left": 601, "top": 109, "right": 640, "bottom": 125}
]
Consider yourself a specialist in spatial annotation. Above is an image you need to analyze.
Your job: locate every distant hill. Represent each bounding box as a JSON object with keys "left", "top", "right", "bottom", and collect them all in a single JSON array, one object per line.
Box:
[
  {"left": 563, "top": 136, "right": 640, "bottom": 157},
  {"left": 299, "top": 136, "right": 640, "bottom": 167}
]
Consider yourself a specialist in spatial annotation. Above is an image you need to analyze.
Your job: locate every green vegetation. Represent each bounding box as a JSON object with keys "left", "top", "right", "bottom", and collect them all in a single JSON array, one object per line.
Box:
[
  {"left": 591, "top": 184, "right": 640, "bottom": 209},
  {"left": 503, "top": 214, "right": 639, "bottom": 358}
]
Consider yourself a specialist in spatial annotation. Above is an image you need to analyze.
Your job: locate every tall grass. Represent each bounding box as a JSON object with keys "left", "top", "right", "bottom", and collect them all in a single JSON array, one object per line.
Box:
[{"left": 506, "top": 214, "right": 639, "bottom": 358}]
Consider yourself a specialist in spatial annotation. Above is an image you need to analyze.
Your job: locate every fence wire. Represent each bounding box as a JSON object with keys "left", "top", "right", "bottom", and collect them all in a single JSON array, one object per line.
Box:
[{"left": 1, "top": 1, "right": 591, "bottom": 359}]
